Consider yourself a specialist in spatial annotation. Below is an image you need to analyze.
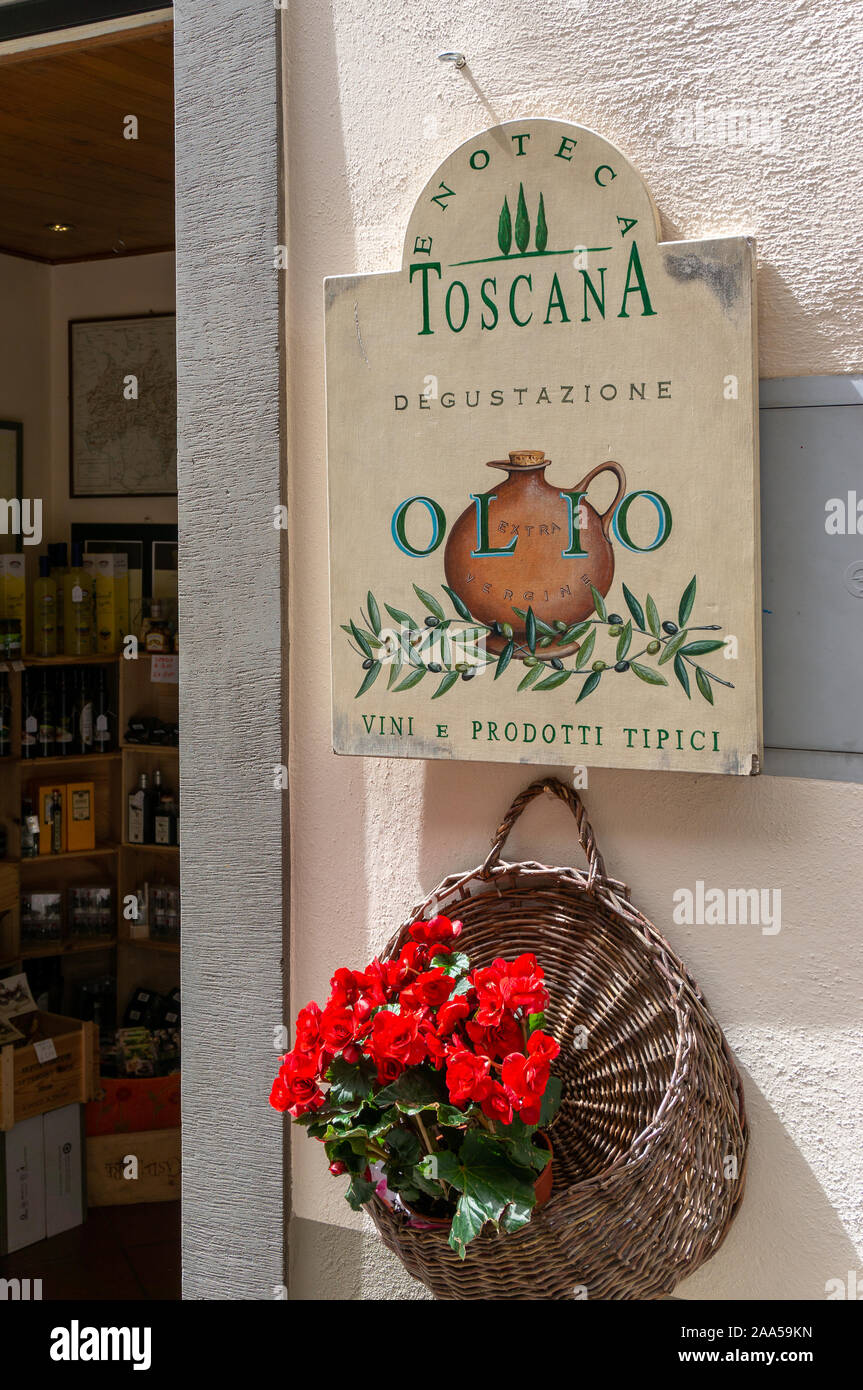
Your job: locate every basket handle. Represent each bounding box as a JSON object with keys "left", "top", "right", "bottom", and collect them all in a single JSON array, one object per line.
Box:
[{"left": 480, "top": 778, "right": 608, "bottom": 890}]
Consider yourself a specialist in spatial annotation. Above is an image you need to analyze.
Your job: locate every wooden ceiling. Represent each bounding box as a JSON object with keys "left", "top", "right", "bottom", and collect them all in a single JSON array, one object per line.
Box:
[{"left": 0, "top": 22, "right": 174, "bottom": 262}]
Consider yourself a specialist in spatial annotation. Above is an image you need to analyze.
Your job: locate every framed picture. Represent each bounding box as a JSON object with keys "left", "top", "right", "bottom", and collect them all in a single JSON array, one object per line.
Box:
[
  {"left": 70, "top": 522, "right": 178, "bottom": 636},
  {"left": 0, "top": 420, "right": 23, "bottom": 553},
  {"left": 69, "top": 313, "right": 177, "bottom": 497}
]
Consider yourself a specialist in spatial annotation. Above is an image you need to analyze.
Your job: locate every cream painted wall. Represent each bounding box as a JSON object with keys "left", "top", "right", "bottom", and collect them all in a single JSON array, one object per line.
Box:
[
  {"left": 285, "top": 0, "right": 863, "bottom": 1299},
  {"left": 0, "top": 254, "right": 50, "bottom": 552}
]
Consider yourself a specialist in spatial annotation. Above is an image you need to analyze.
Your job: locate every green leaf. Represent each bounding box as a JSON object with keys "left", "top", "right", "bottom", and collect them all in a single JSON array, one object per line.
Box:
[
  {"left": 366, "top": 591, "right": 381, "bottom": 635},
  {"left": 695, "top": 667, "right": 714, "bottom": 704},
  {"left": 350, "top": 620, "right": 374, "bottom": 660},
  {"left": 431, "top": 670, "right": 459, "bottom": 699},
  {"left": 622, "top": 584, "right": 645, "bottom": 631},
  {"left": 517, "top": 663, "right": 543, "bottom": 691},
  {"left": 413, "top": 584, "right": 446, "bottom": 621},
  {"left": 384, "top": 604, "right": 417, "bottom": 629},
  {"left": 501, "top": 1199, "right": 534, "bottom": 1233},
  {"left": 394, "top": 666, "right": 427, "bottom": 692},
  {"left": 515, "top": 182, "right": 530, "bottom": 252},
  {"left": 590, "top": 585, "right": 607, "bottom": 621},
  {"left": 616, "top": 619, "right": 632, "bottom": 661},
  {"left": 437, "top": 1104, "right": 469, "bottom": 1128},
  {"left": 431, "top": 949, "right": 469, "bottom": 977},
  {"left": 385, "top": 1128, "right": 422, "bottom": 1166},
  {"left": 535, "top": 192, "right": 548, "bottom": 252},
  {"left": 386, "top": 651, "right": 404, "bottom": 689},
  {"left": 574, "top": 627, "right": 596, "bottom": 669},
  {"left": 577, "top": 669, "right": 602, "bottom": 702},
  {"left": 526, "top": 607, "right": 537, "bottom": 653},
  {"left": 442, "top": 585, "right": 473, "bottom": 621},
  {"left": 375, "top": 1067, "right": 446, "bottom": 1115},
  {"left": 355, "top": 661, "right": 381, "bottom": 698},
  {"left": 679, "top": 639, "right": 726, "bottom": 657},
  {"left": 495, "top": 640, "right": 515, "bottom": 679},
  {"left": 559, "top": 620, "right": 592, "bottom": 645},
  {"left": 678, "top": 575, "right": 697, "bottom": 627},
  {"left": 629, "top": 661, "right": 668, "bottom": 686},
  {"left": 533, "top": 668, "right": 573, "bottom": 691},
  {"left": 327, "top": 1055, "right": 377, "bottom": 1110},
  {"left": 539, "top": 1075, "right": 563, "bottom": 1126},
  {"left": 345, "top": 1173, "right": 376, "bottom": 1211},
  {"left": 646, "top": 594, "right": 661, "bottom": 638},
  {"left": 658, "top": 628, "right": 689, "bottom": 665},
  {"left": 511, "top": 607, "right": 556, "bottom": 637},
  {"left": 673, "top": 654, "right": 691, "bottom": 698},
  {"left": 497, "top": 196, "right": 512, "bottom": 256},
  {"left": 421, "top": 1129, "right": 538, "bottom": 1258},
  {"left": 527, "top": 1011, "right": 545, "bottom": 1033}
]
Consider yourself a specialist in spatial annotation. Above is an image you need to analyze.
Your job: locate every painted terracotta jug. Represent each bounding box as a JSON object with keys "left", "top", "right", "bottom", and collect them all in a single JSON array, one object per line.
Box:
[{"left": 444, "top": 450, "right": 626, "bottom": 649}]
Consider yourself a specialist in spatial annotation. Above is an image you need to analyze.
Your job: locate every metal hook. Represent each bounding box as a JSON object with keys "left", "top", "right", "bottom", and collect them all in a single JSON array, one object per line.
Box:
[{"left": 437, "top": 50, "right": 466, "bottom": 69}]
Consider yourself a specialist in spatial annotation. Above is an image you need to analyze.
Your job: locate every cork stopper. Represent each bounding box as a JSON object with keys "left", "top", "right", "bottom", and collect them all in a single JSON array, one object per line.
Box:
[{"left": 487, "top": 449, "right": 548, "bottom": 471}]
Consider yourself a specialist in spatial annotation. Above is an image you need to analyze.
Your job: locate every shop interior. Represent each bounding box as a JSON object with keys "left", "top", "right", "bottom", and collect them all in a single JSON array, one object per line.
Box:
[{"left": 0, "top": 16, "right": 179, "bottom": 1298}]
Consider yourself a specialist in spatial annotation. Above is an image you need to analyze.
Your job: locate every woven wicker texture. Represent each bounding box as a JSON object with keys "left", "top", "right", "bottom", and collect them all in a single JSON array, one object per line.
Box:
[{"left": 368, "top": 778, "right": 748, "bottom": 1300}]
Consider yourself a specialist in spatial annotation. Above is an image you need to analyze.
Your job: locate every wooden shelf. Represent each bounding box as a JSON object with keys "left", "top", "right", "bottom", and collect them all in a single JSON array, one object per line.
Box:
[
  {"left": 122, "top": 842, "right": 179, "bottom": 853},
  {"left": 17, "top": 751, "right": 122, "bottom": 767},
  {"left": 22, "top": 653, "right": 121, "bottom": 667},
  {"left": 20, "top": 937, "right": 117, "bottom": 959},
  {"left": 18, "top": 843, "right": 119, "bottom": 865},
  {"left": 119, "top": 938, "right": 179, "bottom": 954},
  {"left": 120, "top": 743, "right": 178, "bottom": 754}
]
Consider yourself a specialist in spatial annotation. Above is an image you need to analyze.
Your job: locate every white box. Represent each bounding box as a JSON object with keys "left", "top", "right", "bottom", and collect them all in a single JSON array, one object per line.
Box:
[
  {"left": 42, "top": 1103, "right": 85, "bottom": 1238},
  {"left": 0, "top": 1114, "right": 46, "bottom": 1254}
]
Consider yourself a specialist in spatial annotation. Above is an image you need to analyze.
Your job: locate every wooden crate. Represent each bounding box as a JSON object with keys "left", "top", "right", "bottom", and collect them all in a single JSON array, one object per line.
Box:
[
  {"left": 87, "top": 1125, "right": 180, "bottom": 1205},
  {"left": 0, "top": 1011, "right": 98, "bottom": 1130}
]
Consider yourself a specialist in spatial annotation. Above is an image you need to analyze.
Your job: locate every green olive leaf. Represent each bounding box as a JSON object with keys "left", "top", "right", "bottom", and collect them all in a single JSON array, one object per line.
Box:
[
  {"left": 629, "top": 661, "right": 668, "bottom": 686},
  {"left": 695, "top": 667, "right": 714, "bottom": 704},
  {"left": 678, "top": 575, "right": 697, "bottom": 627},
  {"left": 673, "top": 654, "right": 691, "bottom": 698},
  {"left": 355, "top": 661, "right": 381, "bottom": 697},
  {"left": 576, "top": 669, "right": 602, "bottom": 702},
  {"left": 517, "top": 663, "right": 544, "bottom": 691},
  {"left": 646, "top": 594, "right": 661, "bottom": 638},
  {"left": 385, "top": 604, "right": 418, "bottom": 630},
  {"left": 658, "top": 628, "right": 688, "bottom": 665},
  {"left": 366, "top": 591, "right": 381, "bottom": 636},
  {"left": 533, "top": 668, "right": 573, "bottom": 690},
  {"left": 432, "top": 671, "right": 459, "bottom": 698},
  {"left": 394, "top": 666, "right": 427, "bottom": 692},
  {"left": 560, "top": 620, "right": 592, "bottom": 645},
  {"left": 622, "top": 584, "right": 645, "bottom": 631},
  {"left": 494, "top": 640, "right": 515, "bottom": 679},
  {"left": 616, "top": 620, "right": 632, "bottom": 661},
  {"left": 442, "top": 585, "right": 473, "bottom": 621},
  {"left": 574, "top": 627, "right": 596, "bottom": 669},
  {"left": 349, "top": 621, "right": 374, "bottom": 660},
  {"left": 679, "top": 639, "right": 726, "bottom": 657},
  {"left": 413, "top": 584, "right": 446, "bottom": 621},
  {"left": 526, "top": 607, "right": 537, "bottom": 654},
  {"left": 590, "top": 585, "right": 607, "bottom": 622}
]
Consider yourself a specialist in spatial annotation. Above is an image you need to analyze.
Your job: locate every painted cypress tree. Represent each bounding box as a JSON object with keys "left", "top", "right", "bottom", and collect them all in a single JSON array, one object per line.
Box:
[
  {"left": 535, "top": 192, "right": 548, "bottom": 252},
  {"left": 498, "top": 196, "right": 512, "bottom": 255},
  {"left": 515, "top": 182, "right": 530, "bottom": 253}
]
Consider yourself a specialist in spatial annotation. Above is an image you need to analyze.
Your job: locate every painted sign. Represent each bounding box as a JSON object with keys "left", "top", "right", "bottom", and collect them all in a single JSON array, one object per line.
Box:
[{"left": 325, "top": 119, "right": 761, "bottom": 774}]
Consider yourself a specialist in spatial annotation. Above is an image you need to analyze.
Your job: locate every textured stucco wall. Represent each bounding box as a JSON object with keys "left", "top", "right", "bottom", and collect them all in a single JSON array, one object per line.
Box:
[{"left": 285, "top": 0, "right": 863, "bottom": 1300}]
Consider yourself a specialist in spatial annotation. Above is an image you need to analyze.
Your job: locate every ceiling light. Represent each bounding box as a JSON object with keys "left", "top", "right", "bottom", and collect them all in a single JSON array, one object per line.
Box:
[{"left": 45, "top": 221, "right": 73, "bottom": 233}]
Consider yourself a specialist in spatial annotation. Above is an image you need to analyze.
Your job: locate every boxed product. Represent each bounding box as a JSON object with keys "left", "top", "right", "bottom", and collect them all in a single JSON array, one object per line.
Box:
[
  {"left": 38, "top": 785, "right": 67, "bottom": 855},
  {"left": 84, "top": 553, "right": 129, "bottom": 653},
  {"left": 0, "top": 553, "right": 26, "bottom": 654},
  {"left": 43, "top": 1103, "right": 85, "bottom": 1238},
  {"left": 66, "top": 780, "right": 96, "bottom": 852},
  {"left": 0, "top": 1114, "right": 45, "bottom": 1254}
]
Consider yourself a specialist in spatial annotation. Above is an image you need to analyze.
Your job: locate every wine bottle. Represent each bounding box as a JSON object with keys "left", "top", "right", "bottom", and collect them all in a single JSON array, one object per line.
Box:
[
  {"left": 75, "top": 669, "right": 94, "bottom": 755},
  {"left": 93, "top": 667, "right": 114, "bottom": 753},
  {"left": 0, "top": 671, "right": 11, "bottom": 757},
  {"left": 37, "top": 670, "right": 55, "bottom": 758},
  {"left": 50, "top": 788, "right": 63, "bottom": 854},
  {"left": 54, "top": 668, "right": 74, "bottom": 755},
  {"left": 128, "top": 772, "right": 156, "bottom": 844},
  {"left": 20, "top": 670, "right": 37, "bottom": 759}
]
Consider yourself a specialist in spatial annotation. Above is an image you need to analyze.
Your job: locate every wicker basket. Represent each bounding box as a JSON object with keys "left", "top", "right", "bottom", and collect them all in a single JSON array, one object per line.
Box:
[{"left": 368, "top": 777, "right": 748, "bottom": 1300}]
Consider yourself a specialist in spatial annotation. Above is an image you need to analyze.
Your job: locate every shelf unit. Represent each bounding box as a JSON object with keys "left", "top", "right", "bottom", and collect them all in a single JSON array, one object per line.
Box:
[{"left": 0, "top": 652, "right": 180, "bottom": 1020}]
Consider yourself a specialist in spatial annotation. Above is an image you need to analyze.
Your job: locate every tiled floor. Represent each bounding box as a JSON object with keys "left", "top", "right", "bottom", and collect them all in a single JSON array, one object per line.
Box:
[{"left": 0, "top": 1201, "right": 180, "bottom": 1300}]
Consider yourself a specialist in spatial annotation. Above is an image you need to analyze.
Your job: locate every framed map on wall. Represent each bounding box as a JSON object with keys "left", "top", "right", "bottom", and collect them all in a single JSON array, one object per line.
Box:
[{"left": 69, "top": 313, "right": 177, "bottom": 497}]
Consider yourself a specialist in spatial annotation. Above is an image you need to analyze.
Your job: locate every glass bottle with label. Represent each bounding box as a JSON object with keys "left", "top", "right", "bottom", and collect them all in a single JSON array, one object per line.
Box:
[
  {"left": 128, "top": 772, "right": 155, "bottom": 844},
  {"left": 75, "top": 668, "right": 94, "bottom": 755},
  {"left": 64, "top": 542, "right": 94, "bottom": 656},
  {"left": 50, "top": 788, "right": 63, "bottom": 854},
  {"left": 93, "top": 667, "right": 114, "bottom": 753},
  {"left": 34, "top": 556, "right": 58, "bottom": 657},
  {"left": 20, "top": 797, "right": 40, "bottom": 857},
  {"left": 143, "top": 601, "right": 171, "bottom": 654},
  {"left": 37, "top": 670, "right": 55, "bottom": 758},
  {"left": 20, "top": 670, "right": 37, "bottom": 759},
  {"left": 48, "top": 542, "right": 68, "bottom": 654},
  {"left": 54, "top": 668, "right": 74, "bottom": 755}
]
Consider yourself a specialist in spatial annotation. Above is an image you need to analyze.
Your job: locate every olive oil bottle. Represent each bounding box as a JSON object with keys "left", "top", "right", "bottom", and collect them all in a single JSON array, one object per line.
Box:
[{"left": 33, "top": 556, "right": 58, "bottom": 657}]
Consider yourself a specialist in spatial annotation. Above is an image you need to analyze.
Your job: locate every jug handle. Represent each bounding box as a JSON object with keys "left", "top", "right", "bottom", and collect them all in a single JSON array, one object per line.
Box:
[{"left": 572, "top": 460, "right": 627, "bottom": 537}]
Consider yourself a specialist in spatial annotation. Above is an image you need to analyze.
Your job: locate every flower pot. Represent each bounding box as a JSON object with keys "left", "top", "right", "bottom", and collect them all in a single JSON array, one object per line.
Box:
[{"left": 443, "top": 450, "right": 626, "bottom": 652}]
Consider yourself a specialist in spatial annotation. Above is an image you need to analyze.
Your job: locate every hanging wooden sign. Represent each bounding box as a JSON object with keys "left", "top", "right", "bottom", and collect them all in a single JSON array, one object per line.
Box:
[{"left": 324, "top": 119, "right": 761, "bottom": 774}]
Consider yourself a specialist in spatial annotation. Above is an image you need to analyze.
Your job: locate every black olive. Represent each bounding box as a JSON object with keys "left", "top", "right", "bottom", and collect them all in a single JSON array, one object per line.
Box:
[
  {"left": 614, "top": 660, "right": 630, "bottom": 672},
  {"left": 607, "top": 613, "right": 623, "bottom": 625},
  {"left": 424, "top": 616, "right": 439, "bottom": 627},
  {"left": 362, "top": 658, "right": 374, "bottom": 669},
  {"left": 461, "top": 669, "right": 476, "bottom": 681},
  {"left": 490, "top": 621, "right": 503, "bottom": 636},
  {"left": 550, "top": 658, "right": 564, "bottom": 670},
  {"left": 662, "top": 621, "right": 678, "bottom": 635},
  {"left": 428, "top": 663, "right": 443, "bottom": 673}
]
